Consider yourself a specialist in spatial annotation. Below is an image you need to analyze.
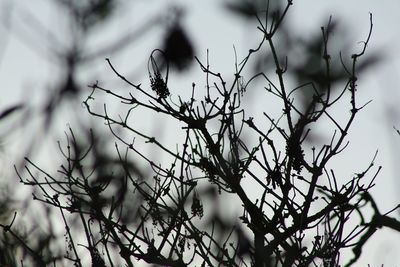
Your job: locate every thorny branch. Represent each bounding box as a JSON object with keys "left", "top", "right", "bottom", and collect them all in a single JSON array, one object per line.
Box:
[{"left": 7, "top": 2, "right": 399, "bottom": 267}]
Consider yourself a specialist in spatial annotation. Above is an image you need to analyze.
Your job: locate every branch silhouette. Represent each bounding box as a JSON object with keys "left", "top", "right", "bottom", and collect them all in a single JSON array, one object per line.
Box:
[{"left": 2, "top": 1, "right": 399, "bottom": 267}]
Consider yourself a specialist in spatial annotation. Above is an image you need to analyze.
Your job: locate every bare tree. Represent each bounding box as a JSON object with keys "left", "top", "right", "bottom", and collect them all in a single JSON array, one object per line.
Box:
[
  {"left": 0, "top": 1, "right": 194, "bottom": 266},
  {"left": 2, "top": 1, "right": 400, "bottom": 267}
]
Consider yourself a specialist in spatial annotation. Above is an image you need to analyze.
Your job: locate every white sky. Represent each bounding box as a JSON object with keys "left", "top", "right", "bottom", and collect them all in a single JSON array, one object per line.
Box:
[{"left": 1, "top": 0, "right": 399, "bottom": 266}]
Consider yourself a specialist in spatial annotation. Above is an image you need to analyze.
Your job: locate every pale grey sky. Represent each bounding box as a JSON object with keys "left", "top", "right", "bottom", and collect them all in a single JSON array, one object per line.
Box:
[{"left": 1, "top": 1, "right": 399, "bottom": 266}]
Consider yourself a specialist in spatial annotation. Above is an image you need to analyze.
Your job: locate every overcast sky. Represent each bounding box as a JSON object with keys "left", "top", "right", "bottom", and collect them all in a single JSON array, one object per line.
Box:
[{"left": 1, "top": 1, "right": 399, "bottom": 266}]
